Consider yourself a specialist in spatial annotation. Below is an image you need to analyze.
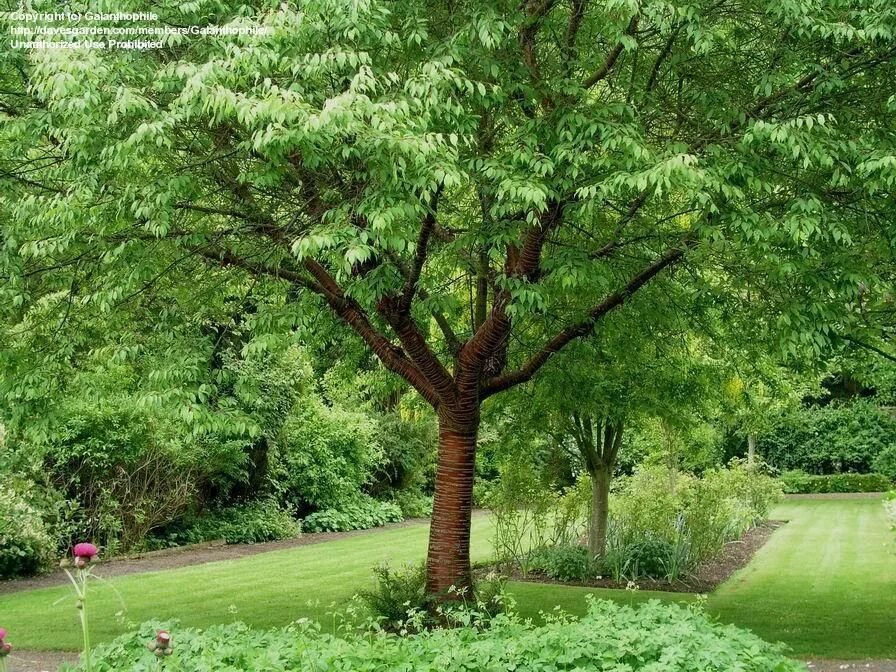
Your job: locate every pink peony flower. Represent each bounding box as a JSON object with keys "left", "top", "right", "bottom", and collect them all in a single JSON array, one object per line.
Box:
[
  {"left": 0, "top": 628, "right": 6, "bottom": 640},
  {"left": 72, "top": 543, "right": 99, "bottom": 559},
  {"left": 156, "top": 631, "right": 171, "bottom": 646}
]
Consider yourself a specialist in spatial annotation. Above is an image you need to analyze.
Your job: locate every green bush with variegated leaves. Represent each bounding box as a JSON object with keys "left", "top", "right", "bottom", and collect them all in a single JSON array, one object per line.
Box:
[{"left": 73, "top": 599, "right": 804, "bottom": 672}]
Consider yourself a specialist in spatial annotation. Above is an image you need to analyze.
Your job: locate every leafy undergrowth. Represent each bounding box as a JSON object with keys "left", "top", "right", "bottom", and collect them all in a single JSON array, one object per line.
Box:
[{"left": 70, "top": 599, "right": 803, "bottom": 672}]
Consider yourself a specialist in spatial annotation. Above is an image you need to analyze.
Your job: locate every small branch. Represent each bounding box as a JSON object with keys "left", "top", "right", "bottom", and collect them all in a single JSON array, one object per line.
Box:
[
  {"left": 398, "top": 189, "right": 442, "bottom": 312},
  {"left": 384, "top": 249, "right": 462, "bottom": 356},
  {"left": 301, "top": 259, "right": 442, "bottom": 406},
  {"left": 482, "top": 239, "right": 692, "bottom": 396},
  {"left": 563, "top": 0, "right": 589, "bottom": 59},
  {"left": 197, "top": 246, "right": 320, "bottom": 292},
  {"left": 590, "top": 188, "right": 652, "bottom": 258},
  {"left": 582, "top": 15, "right": 639, "bottom": 89},
  {"left": 519, "top": 0, "right": 559, "bottom": 108},
  {"left": 843, "top": 335, "right": 896, "bottom": 364},
  {"left": 645, "top": 25, "right": 680, "bottom": 93},
  {"left": 174, "top": 202, "right": 262, "bottom": 223}
]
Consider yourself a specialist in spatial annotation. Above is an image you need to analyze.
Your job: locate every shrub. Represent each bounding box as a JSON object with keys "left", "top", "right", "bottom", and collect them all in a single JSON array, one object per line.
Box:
[
  {"left": 367, "top": 414, "right": 437, "bottom": 500},
  {"left": 486, "top": 463, "right": 587, "bottom": 575},
  {"left": 27, "top": 399, "right": 206, "bottom": 552},
  {"left": 485, "top": 463, "right": 555, "bottom": 574},
  {"left": 780, "top": 471, "right": 892, "bottom": 494},
  {"left": 487, "top": 462, "right": 778, "bottom": 583},
  {"left": 358, "top": 563, "right": 426, "bottom": 630},
  {"left": 389, "top": 490, "right": 433, "bottom": 519},
  {"left": 0, "top": 482, "right": 55, "bottom": 579},
  {"left": 705, "top": 459, "right": 783, "bottom": 523},
  {"left": 608, "top": 463, "right": 781, "bottom": 576},
  {"left": 872, "top": 445, "right": 896, "bottom": 482},
  {"left": 884, "top": 492, "right": 896, "bottom": 528},
  {"left": 626, "top": 538, "right": 675, "bottom": 580},
  {"left": 359, "top": 563, "right": 507, "bottom": 632},
  {"left": 302, "top": 497, "right": 403, "bottom": 533},
  {"left": 154, "top": 500, "right": 300, "bottom": 546},
  {"left": 759, "top": 401, "right": 896, "bottom": 474},
  {"left": 78, "top": 599, "right": 803, "bottom": 672},
  {"left": 275, "top": 401, "right": 383, "bottom": 514},
  {"left": 528, "top": 545, "right": 596, "bottom": 582}
]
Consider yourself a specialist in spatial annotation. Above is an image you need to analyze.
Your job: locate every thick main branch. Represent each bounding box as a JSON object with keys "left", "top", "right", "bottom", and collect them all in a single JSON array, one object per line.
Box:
[{"left": 482, "top": 240, "right": 691, "bottom": 396}]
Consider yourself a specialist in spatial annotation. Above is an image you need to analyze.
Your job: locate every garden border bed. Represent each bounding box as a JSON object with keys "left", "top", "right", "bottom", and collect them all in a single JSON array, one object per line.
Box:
[{"left": 508, "top": 520, "right": 784, "bottom": 594}]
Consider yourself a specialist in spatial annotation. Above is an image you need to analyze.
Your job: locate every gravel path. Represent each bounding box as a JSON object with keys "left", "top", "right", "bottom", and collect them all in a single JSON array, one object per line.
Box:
[
  {"left": 806, "top": 661, "right": 896, "bottom": 671},
  {"left": 6, "top": 650, "right": 77, "bottom": 672},
  {"left": 785, "top": 492, "right": 887, "bottom": 500}
]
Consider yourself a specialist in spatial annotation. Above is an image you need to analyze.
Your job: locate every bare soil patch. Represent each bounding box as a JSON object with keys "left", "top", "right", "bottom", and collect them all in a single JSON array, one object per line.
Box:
[
  {"left": 513, "top": 520, "right": 784, "bottom": 594},
  {"left": 805, "top": 660, "right": 896, "bottom": 671},
  {"left": 786, "top": 492, "right": 886, "bottom": 500},
  {"left": 6, "top": 650, "right": 78, "bottom": 672}
]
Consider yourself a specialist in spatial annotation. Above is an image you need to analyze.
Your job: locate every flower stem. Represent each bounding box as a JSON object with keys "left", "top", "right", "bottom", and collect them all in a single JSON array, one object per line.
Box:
[
  {"left": 80, "top": 570, "right": 92, "bottom": 672},
  {"left": 0, "top": 656, "right": 8, "bottom": 672}
]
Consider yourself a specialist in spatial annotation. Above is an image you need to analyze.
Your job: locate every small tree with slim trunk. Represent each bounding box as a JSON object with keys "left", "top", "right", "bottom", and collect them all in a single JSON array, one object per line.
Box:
[
  {"left": 569, "top": 412, "right": 623, "bottom": 558},
  {"left": 520, "top": 307, "right": 723, "bottom": 559},
  {"left": 2, "top": 1, "right": 895, "bottom": 601}
]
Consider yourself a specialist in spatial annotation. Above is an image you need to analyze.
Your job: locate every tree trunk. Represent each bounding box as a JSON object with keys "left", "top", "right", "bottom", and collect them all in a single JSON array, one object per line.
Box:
[
  {"left": 588, "top": 464, "right": 611, "bottom": 558},
  {"left": 425, "top": 407, "right": 479, "bottom": 600},
  {"left": 747, "top": 433, "right": 757, "bottom": 465}
]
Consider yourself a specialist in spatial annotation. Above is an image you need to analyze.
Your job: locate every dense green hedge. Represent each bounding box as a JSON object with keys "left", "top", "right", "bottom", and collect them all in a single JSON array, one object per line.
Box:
[
  {"left": 780, "top": 471, "right": 893, "bottom": 494},
  {"left": 79, "top": 600, "right": 802, "bottom": 672},
  {"left": 759, "top": 401, "right": 896, "bottom": 475},
  {"left": 150, "top": 500, "right": 301, "bottom": 547}
]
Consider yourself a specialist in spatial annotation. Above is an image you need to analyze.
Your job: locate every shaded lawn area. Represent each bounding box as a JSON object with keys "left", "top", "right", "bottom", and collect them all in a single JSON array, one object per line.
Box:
[{"left": 2, "top": 498, "right": 893, "bottom": 658}]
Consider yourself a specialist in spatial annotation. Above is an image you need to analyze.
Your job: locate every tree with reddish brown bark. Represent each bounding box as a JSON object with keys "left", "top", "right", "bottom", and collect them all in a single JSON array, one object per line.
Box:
[{"left": 2, "top": 0, "right": 895, "bottom": 602}]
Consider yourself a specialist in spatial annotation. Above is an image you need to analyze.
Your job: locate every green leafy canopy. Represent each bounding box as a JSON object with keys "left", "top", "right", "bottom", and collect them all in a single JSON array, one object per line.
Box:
[{"left": 1, "top": 0, "right": 895, "bottom": 431}]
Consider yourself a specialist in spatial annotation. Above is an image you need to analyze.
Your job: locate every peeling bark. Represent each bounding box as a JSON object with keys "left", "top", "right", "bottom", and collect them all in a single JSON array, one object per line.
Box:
[{"left": 425, "top": 405, "right": 479, "bottom": 599}]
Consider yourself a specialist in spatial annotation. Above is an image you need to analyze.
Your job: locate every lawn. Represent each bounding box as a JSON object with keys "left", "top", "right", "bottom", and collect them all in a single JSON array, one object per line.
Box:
[
  {"left": 0, "top": 518, "right": 499, "bottom": 650},
  {"left": 2, "top": 497, "right": 893, "bottom": 658},
  {"left": 712, "top": 497, "right": 896, "bottom": 658},
  {"left": 511, "top": 497, "right": 896, "bottom": 659}
]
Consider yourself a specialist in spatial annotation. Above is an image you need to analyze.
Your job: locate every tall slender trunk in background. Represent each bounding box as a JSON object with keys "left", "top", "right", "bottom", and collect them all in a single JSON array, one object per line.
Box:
[
  {"left": 589, "top": 463, "right": 612, "bottom": 557},
  {"left": 747, "top": 433, "right": 757, "bottom": 465},
  {"left": 661, "top": 419, "right": 679, "bottom": 492}
]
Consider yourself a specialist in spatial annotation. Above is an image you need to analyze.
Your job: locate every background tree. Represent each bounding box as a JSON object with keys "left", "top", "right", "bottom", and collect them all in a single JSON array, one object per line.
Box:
[
  {"left": 2, "top": 0, "right": 895, "bottom": 599},
  {"left": 503, "top": 289, "right": 724, "bottom": 558}
]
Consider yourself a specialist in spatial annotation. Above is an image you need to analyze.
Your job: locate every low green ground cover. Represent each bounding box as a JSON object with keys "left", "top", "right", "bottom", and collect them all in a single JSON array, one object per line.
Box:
[{"left": 74, "top": 600, "right": 801, "bottom": 672}]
